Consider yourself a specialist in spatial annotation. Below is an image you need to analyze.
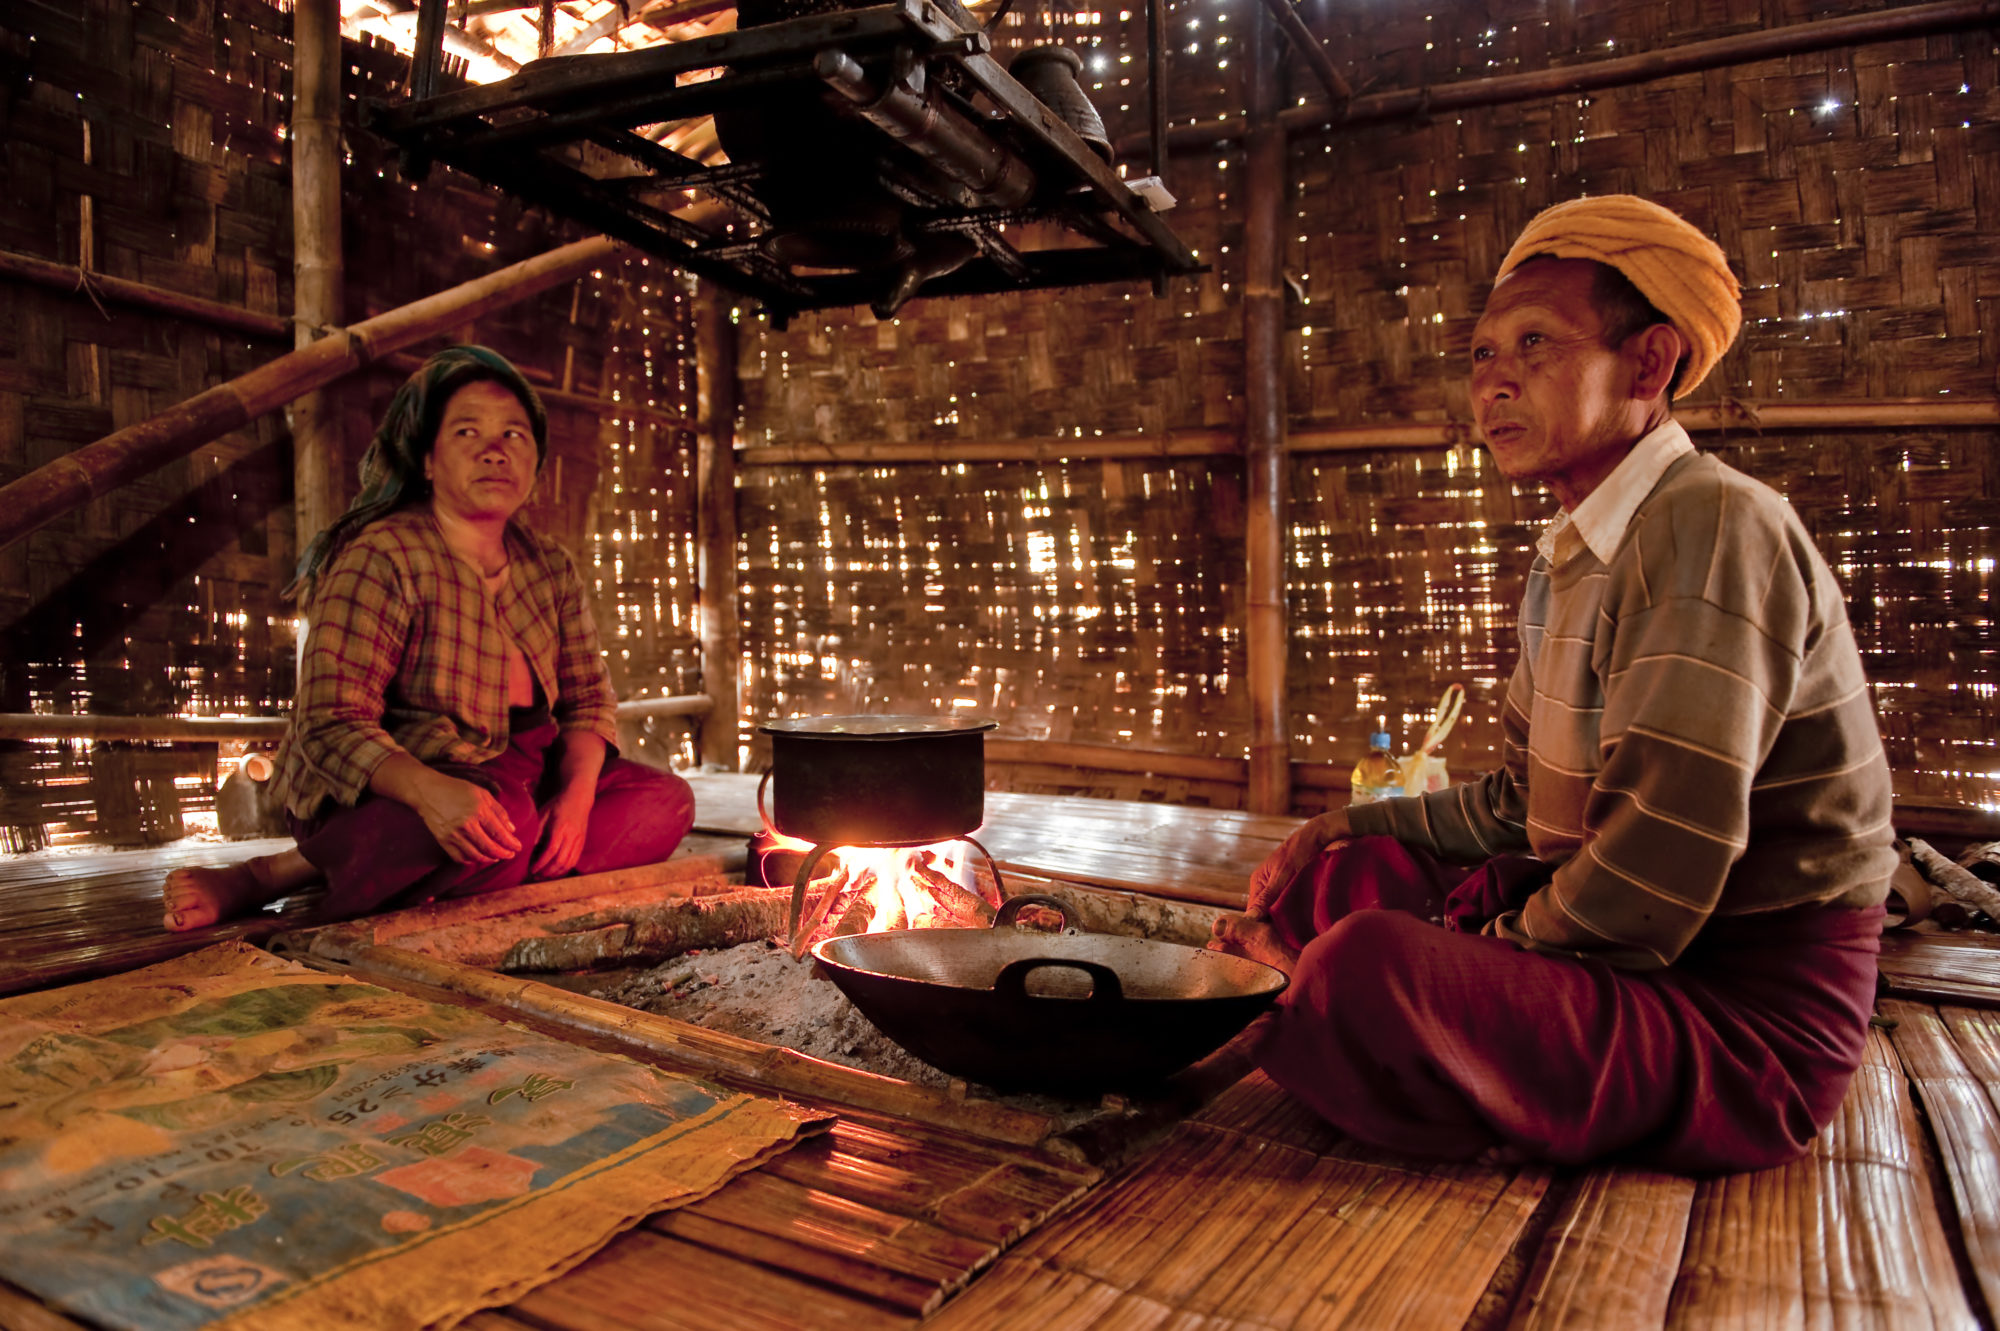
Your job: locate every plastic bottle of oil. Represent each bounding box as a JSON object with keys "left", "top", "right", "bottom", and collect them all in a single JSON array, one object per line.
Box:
[{"left": 1348, "top": 727, "right": 1403, "bottom": 805}]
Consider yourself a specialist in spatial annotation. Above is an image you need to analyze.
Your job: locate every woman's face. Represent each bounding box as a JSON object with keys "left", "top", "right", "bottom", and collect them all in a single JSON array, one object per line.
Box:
[{"left": 423, "top": 379, "right": 538, "bottom": 524}]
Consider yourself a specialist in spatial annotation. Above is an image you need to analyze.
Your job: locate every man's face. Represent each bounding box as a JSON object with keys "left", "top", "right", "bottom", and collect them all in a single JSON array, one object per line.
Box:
[
  {"left": 424, "top": 379, "right": 538, "bottom": 523},
  {"left": 1468, "top": 258, "right": 1656, "bottom": 505}
]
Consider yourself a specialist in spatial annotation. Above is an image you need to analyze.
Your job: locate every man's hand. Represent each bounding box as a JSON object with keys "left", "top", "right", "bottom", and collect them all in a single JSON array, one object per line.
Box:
[
  {"left": 410, "top": 769, "right": 521, "bottom": 866},
  {"left": 1248, "top": 807, "right": 1354, "bottom": 912},
  {"left": 531, "top": 785, "right": 595, "bottom": 878}
]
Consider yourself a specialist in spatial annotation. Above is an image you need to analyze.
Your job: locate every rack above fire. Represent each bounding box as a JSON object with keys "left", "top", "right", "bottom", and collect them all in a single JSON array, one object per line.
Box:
[{"left": 364, "top": 0, "right": 1202, "bottom": 326}]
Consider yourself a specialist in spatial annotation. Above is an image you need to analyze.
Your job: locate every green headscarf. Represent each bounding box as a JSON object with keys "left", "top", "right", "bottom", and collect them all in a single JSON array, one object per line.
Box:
[{"left": 285, "top": 345, "right": 548, "bottom": 604}]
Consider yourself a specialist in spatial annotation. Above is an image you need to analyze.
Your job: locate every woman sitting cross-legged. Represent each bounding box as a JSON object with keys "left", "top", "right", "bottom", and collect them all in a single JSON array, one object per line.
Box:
[{"left": 164, "top": 345, "right": 695, "bottom": 930}]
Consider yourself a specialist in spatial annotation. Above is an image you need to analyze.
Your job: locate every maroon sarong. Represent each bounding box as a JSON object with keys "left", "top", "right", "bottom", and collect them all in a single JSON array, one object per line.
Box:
[
  {"left": 290, "top": 712, "right": 696, "bottom": 918},
  {"left": 1257, "top": 835, "right": 1884, "bottom": 1173}
]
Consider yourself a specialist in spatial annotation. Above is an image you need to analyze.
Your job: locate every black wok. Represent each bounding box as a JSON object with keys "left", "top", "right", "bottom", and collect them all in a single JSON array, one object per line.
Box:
[{"left": 811, "top": 896, "right": 1287, "bottom": 1095}]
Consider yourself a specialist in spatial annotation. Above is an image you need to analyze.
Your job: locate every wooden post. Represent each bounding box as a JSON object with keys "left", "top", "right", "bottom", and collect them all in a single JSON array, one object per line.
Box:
[
  {"left": 1145, "top": 0, "right": 1168, "bottom": 181},
  {"left": 1242, "top": 0, "right": 1290, "bottom": 816},
  {"left": 694, "top": 284, "right": 741, "bottom": 771},
  {"left": 291, "top": 0, "right": 344, "bottom": 560},
  {"left": 411, "top": 0, "right": 450, "bottom": 100},
  {"left": 0, "top": 235, "right": 623, "bottom": 556}
]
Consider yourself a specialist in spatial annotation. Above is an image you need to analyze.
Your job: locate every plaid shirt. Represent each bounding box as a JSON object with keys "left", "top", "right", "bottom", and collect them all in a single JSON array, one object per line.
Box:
[{"left": 276, "top": 509, "right": 619, "bottom": 819}]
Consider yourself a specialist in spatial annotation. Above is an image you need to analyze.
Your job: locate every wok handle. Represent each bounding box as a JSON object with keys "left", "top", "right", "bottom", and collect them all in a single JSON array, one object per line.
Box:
[
  {"left": 992, "top": 957, "right": 1124, "bottom": 1003},
  {"left": 994, "top": 892, "right": 1077, "bottom": 932}
]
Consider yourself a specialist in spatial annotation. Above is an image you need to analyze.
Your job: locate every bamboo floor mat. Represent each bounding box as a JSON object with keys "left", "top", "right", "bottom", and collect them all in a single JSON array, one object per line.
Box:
[
  {"left": 465, "top": 1111, "right": 1102, "bottom": 1331},
  {"left": 923, "top": 1016, "right": 1993, "bottom": 1331},
  {"left": 0, "top": 836, "right": 310, "bottom": 997}
]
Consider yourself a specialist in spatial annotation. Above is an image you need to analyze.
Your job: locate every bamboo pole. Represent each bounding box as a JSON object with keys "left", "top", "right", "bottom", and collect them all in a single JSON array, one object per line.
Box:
[
  {"left": 382, "top": 349, "right": 696, "bottom": 428},
  {"left": 304, "top": 939, "right": 1062, "bottom": 1147},
  {"left": 550, "top": 0, "right": 735, "bottom": 56},
  {"left": 615, "top": 694, "right": 716, "bottom": 719},
  {"left": 1117, "top": 0, "right": 2000, "bottom": 153},
  {"left": 695, "top": 284, "right": 742, "bottom": 771},
  {"left": 739, "top": 431, "right": 1238, "bottom": 465},
  {"left": 0, "top": 695, "right": 710, "bottom": 742},
  {"left": 1253, "top": 0, "right": 1350, "bottom": 111},
  {"left": 0, "top": 715, "right": 291, "bottom": 742},
  {"left": 1242, "top": 0, "right": 1289, "bottom": 817},
  {"left": 0, "top": 234, "right": 623, "bottom": 556},
  {"left": 291, "top": 0, "right": 345, "bottom": 559},
  {"left": 733, "top": 400, "right": 2000, "bottom": 466},
  {"left": 0, "top": 247, "right": 290, "bottom": 340}
]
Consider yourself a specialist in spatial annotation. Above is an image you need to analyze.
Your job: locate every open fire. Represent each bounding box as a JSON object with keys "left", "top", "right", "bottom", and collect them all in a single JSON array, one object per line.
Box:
[{"left": 752, "top": 830, "right": 1003, "bottom": 956}]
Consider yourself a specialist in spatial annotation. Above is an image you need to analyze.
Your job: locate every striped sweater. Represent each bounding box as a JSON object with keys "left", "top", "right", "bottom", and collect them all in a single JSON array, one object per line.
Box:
[{"left": 1349, "top": 449, "right": 1897, "bottom": 970}]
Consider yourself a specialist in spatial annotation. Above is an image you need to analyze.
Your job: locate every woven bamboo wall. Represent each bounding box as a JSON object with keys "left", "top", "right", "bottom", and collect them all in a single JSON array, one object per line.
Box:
[
  {"left": 0, "top": 0, "right": 698, "bottom": 844},
  {"left": 735, "top": 0, "right": 2000, "bottom": 814}
]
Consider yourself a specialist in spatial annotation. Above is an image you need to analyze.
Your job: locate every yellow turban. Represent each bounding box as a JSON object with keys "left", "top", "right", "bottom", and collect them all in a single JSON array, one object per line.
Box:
[{"left": 1495, "top": 195, "right": 1742, "bottom": 398}]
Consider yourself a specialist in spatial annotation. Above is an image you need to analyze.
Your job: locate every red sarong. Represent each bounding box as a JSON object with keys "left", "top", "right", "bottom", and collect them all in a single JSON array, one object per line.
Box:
[
  {"left": 1257, "top": 836, "right": 1884, "bottom": 1173},
  {"left": 290, "top": 713, "right": 695, "bottom": 918}
]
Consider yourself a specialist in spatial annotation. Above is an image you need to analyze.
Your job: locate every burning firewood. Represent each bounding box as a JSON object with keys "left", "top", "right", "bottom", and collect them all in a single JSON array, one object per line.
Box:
[
  {"left": 782, "top": 841, "right": 1009, "bottom": 955},
  {"left": 830, "top": 868, "right": 885, "bottom": 938},
  {"left": 912, "top": 855, "right": 997, "bottom": 930}
]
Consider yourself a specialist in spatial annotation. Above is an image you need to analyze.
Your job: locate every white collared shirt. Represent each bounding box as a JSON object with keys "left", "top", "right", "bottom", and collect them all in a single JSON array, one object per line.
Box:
[{"left": 1534, "top": 418, "right": 1695, "bottom": 567}]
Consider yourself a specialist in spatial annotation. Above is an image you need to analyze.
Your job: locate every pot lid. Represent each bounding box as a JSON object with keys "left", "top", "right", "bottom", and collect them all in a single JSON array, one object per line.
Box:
[{"left": 758, "top": 714, "right": 997, "bottom": 738}]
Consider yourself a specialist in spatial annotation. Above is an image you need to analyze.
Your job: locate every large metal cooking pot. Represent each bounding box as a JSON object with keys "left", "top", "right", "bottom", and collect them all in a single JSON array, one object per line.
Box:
[
  {"left": 812, "top": 896, "right": 1287, "bottom": 1095},
  {"left": 759, "top": 714, "right": 996, "bottom": 846}
]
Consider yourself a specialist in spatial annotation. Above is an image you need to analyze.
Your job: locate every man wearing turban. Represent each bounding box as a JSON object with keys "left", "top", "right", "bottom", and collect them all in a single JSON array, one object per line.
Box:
[{"left": 1212, "top": 196, "right": 1896, "bottom": 1172}]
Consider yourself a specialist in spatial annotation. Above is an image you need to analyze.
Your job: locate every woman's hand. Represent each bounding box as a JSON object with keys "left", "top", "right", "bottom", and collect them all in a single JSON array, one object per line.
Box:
[
  {"left": 1248, "top": 807, "right": 1354, "bottom": 913},
  {"left": 530, "top": 731, "right": 608, "bottom": 878},
  {"left": 531, "top": 785, "right": 595, "bottom": 878},
  {"left": 371, "top": 753, "right": 521, "bottom": 866},
  {"left": 410, "top": 769, "right": 522, "bottom": 865}
]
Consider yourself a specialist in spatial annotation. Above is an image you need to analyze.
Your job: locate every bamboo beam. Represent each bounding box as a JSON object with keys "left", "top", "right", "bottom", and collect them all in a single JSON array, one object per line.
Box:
[
  {"left": 0, "top": 234, "right": 623, "bottom": 556},
  {"left": 735, "top": 399, "right": 2000, "bottom": 466},
  {"left": 695, "top": 284, "right": 742, "bottom": 771},
  {"left": 1115, "top": 0, "right": 2000, "bottom": 153},
  {"left": 1680, "top": 399, "right": 2000, "bottom": 431},
  {"left": 0, "top": 694, "right": 710, "bottom": 743},
  {"left": 615, "top": 694, "right": 716, "bottom": 719},
  {"left": 740, "top": 431, "right": 1238, "bottom": 465},
  {"left": 1253, "top": 0, "right": 1350, "bottom": 111},
  {"left": 0, "top": 248, "right": 289, "bottom": 340},
  {"left": 291, "top": 0, "right": 345, "bottom": 559},
  {"left": 0, "top": 715, "right": 291, "bottom": 742},
  {"left": 382, "top": 349, "right": 696, "bottom": 428},
  {"left": 551, "top": 0, "right": 735, "bottom": 55},
  {"left": 341, "top": 2, "right": 522, "bottom": 75},
  {"left": 1242, "top": 0, "right": 1289, "bottom": 817}
]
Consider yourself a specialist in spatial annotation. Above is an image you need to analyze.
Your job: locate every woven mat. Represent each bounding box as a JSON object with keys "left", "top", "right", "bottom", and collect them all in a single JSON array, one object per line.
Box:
[{"left": 0, "top": 941, "right": 829, "bottom": 1330}]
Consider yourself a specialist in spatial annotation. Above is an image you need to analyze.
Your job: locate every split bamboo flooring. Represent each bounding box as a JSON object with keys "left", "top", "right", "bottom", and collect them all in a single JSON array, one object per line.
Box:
[{"left": 3, "top": 777, "right": 2000, "bottom": 1329}]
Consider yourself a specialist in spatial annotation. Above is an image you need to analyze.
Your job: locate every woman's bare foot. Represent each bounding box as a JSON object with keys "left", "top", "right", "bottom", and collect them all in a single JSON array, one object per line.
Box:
[
  {"left": 162, "top": 850, "right": 318, "bottom": 931},
  {"left": 1207, "top": 909, "right": 1300, "bottom": 975}
]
